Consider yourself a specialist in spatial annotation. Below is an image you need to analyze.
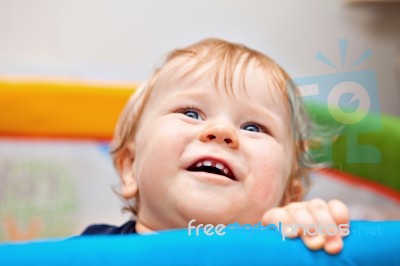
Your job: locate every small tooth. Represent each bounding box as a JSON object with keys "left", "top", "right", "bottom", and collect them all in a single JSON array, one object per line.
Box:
[
  {"left": 196, "top": 162, "right": 202, "bottom": 168},
  {"left": 223, "top": 168, "right": 229, "bottom": 175},
  {"left": 203, "top": 160, "right": 212, "bottom": 167},
  {"left": 215, "top": 163, "right": 224, "bottom": 170}
]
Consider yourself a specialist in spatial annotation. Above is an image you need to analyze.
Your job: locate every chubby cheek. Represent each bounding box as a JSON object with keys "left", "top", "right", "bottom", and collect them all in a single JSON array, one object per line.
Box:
[
  {"left": 247, "top": 144, "right": 289, "bottom": 211},
  {"left": 133, "top": 119, "right": 192, "bottom": 188}
]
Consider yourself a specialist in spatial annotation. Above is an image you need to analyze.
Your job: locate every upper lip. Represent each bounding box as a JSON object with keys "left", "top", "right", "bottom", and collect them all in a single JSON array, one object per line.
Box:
[{"left": 186, "top": 156, "right": 237, "bottom": 181}]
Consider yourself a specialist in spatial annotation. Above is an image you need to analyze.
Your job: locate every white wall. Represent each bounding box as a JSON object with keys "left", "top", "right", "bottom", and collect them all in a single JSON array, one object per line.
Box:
[{"left": 0, "top": 0, "right": 399, "bottom": 115}]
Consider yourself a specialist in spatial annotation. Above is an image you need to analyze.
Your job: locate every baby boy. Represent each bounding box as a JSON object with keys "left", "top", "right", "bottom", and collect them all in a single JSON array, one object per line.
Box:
[{"left": 82, "top": 38, "right": 349, "bottom": 254}]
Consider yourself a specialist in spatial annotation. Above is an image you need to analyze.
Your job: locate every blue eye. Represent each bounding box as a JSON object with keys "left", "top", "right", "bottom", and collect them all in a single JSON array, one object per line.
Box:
[
  {"left": 242, "top": 122, "right": 270, "bottom": 135},
  {"left": 242, "top": 123, "right": 261, "bottom": 132},
  {"left": 183, "top": 110, "right": 201, "bottom": 120}
]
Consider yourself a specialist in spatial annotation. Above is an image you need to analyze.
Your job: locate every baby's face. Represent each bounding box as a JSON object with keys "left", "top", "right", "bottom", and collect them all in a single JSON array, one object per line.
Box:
[{"left": 129, "top": 64, "right": 294, "bottom": 230}]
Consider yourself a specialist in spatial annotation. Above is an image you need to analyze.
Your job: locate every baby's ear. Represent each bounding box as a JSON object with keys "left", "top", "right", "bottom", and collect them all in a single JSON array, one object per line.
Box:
[
  {"left": 117, "top": 151, "right": 138, "bottom": 199},
  {"left": 281, "top": 178, "right": 303, "bottom": 206}
]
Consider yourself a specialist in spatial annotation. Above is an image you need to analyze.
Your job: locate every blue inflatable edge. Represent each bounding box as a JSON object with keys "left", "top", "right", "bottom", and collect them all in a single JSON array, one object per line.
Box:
[{"left": 1, "top": 221, "right": 399, "bottom": 266}]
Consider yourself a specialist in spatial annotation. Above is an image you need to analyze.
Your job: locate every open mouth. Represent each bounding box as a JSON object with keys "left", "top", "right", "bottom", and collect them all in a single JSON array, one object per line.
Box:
[{"left": 187, "top": 159, "right": 236, "bottom": 181}]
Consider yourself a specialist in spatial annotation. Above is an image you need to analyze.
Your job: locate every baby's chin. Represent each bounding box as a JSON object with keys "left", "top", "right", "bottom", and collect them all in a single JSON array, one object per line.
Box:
[
  {"left": 182, "top": 215, "right": 264, "bottom": 228},
  {"left": 177, "top": 204, "right": 263, "bottom": 227}
]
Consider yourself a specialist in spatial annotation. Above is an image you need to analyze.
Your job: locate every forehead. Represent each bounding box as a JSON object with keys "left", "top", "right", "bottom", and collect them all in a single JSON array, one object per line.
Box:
[{"left": 150, "top": 56, "right": 291, "bottom": 116}]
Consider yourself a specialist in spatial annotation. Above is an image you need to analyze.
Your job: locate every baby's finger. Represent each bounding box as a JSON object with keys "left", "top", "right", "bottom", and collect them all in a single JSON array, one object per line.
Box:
[
  {"left": 328, "top": 199, "right": 350, "bottom": 230},
  {"left": 262, "top": 207, "right": 296, "bottom": 238},
  {"left": 324, "top": 233, "right": 344, "bottom": 254},
  {"left": 287, "top": 202, "right": 325, "bottom": 249},
  {"left": 307, "top": 198, "right": 343, "bottom": 254}
]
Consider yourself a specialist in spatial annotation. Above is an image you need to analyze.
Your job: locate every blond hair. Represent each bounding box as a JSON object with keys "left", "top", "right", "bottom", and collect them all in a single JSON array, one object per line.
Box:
[{"left": 111, "top": 38, "right": 315, "bottom": 214}]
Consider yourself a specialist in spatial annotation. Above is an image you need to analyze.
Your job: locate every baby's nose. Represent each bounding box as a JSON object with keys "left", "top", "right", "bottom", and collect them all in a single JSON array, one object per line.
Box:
[{"left": 198, "top": 124, "right": 239, "bottom": 149}]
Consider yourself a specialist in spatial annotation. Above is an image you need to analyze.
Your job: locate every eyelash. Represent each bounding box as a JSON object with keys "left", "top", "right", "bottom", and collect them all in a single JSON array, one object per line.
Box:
[
  {"left": 175, "top": 106, "right": 270, "bottom": 135},
  {"left": 243, "top": 120, "right": 270, "bottom": 135},
  {"left": 176, "top": 106, "right": 203, "bottom": 119}
]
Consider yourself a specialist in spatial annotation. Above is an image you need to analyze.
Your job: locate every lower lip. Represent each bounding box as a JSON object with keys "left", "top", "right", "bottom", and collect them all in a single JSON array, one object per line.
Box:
[{"left": 187, "top": 171, "right": 236, "bottom": 185}]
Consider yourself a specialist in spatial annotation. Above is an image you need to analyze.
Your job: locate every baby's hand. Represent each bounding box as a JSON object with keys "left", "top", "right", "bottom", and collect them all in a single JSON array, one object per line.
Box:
[{"left": 262, "top": 199, "right": 349, "bottom": 254}]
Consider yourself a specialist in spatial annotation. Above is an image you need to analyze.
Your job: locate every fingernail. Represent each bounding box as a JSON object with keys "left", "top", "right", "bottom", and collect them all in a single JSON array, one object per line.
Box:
[
  {"left": 283, "top": 225, "right": 295, "bottom": 236},
  {"left": 325, "top": 238, "right": 343, "bottom": 254},
  {"left": 306, "top": 234, "right": 325, "bottom": 250}
]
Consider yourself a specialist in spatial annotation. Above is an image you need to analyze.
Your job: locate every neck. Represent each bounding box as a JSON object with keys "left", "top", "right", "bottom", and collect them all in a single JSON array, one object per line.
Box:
[{"left": 135, "top": 220, "right": 155, "bottom": 234}]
